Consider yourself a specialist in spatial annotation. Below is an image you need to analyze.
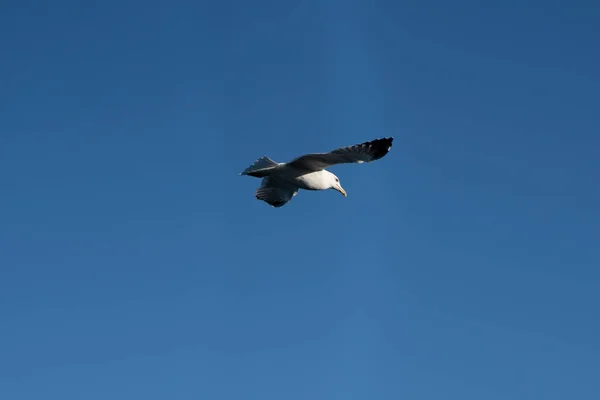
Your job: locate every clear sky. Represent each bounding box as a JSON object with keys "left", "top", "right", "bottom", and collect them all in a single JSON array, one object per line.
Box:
[{"left": 1, "top": 0, "right": 599, "bottom": 399}]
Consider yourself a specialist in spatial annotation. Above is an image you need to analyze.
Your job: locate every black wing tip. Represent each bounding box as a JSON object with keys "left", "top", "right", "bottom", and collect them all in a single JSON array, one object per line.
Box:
[
  {"left": 255, "top": 194, "right": 287, "bottom": 208},
  {"left": 367, "top": 137, "right": 394, "bottom": 160}
]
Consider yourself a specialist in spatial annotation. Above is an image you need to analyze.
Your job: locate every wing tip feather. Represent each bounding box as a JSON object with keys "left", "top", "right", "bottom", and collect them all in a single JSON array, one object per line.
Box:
[{"left": 366, "top": 137, "right": 394, "bottom": 161}]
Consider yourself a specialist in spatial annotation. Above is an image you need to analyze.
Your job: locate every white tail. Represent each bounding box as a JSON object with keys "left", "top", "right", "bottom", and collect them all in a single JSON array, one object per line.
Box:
[{"left": 240, "top": 156, "right": 279, "bottom": 177}]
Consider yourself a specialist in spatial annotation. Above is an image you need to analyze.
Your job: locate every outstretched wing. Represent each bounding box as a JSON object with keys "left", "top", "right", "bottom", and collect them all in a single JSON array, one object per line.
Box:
[
  {"left": 286, "top": 137, "right": 393, "bottom": 171},
  {"left": 255, "top": 177, "right": 298, "bottom": 208}
]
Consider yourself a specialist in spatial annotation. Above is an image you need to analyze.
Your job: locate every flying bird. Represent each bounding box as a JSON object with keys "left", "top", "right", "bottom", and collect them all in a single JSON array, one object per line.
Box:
[{"left": 240, "top": 137, "right": 393, "bottom": 207}]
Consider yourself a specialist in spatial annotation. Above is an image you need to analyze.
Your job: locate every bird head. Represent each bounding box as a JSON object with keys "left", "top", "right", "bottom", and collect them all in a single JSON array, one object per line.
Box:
[{"left": 330, "top": 173, "right": 347, "bottom": 197}]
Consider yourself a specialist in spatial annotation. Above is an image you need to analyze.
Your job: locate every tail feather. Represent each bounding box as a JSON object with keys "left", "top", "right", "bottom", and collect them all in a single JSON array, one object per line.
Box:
[{"left": 240, "top": 156, "right": 279, "bottom": 177}]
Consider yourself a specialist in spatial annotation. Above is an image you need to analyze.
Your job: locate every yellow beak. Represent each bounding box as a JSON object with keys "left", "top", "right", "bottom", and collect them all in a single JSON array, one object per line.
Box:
[{"left": 337, "top": 186, "right": 347, "bottom": 197}]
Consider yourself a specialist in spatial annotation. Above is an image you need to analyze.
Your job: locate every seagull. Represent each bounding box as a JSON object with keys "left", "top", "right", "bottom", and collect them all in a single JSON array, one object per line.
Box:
[{"left": 240, "top": 137, "right": 393, "bottom": 207}]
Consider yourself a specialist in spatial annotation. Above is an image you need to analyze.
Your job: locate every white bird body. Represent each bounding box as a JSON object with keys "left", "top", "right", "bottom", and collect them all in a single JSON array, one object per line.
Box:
[
  {"left": 269, "top": 168, "right": 333, "bottom": 191},
  {"left": 240, "top": 137, "right": 393, "bottom": 208}
]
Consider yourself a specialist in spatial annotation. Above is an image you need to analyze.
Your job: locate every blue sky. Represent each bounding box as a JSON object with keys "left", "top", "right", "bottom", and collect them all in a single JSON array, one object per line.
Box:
[{"left": 1, "top": 0, "right": 599, "bottom": 399}]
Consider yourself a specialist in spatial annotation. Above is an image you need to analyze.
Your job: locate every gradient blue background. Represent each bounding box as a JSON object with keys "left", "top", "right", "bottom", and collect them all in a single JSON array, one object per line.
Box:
[{"left": 1, "top": 1, "right": 599, "bottom": 399}]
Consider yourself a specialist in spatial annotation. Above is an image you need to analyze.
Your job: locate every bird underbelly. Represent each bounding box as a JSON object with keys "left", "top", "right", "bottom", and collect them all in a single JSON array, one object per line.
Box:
[
  {"left": 292, "top": 171, "right": 329, "bottom": 190},
  {"left": 268, "top": 167, "right": 329, "bottom": 190}
]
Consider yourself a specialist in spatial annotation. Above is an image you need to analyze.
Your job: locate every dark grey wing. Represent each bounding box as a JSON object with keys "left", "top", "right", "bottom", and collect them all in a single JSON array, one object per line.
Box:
[
  {"left": 285, "top": 137, "right": 393, "bottom": 171},
  {"left": 255, "top": 177, "right": 298, "bottom": 208}
]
